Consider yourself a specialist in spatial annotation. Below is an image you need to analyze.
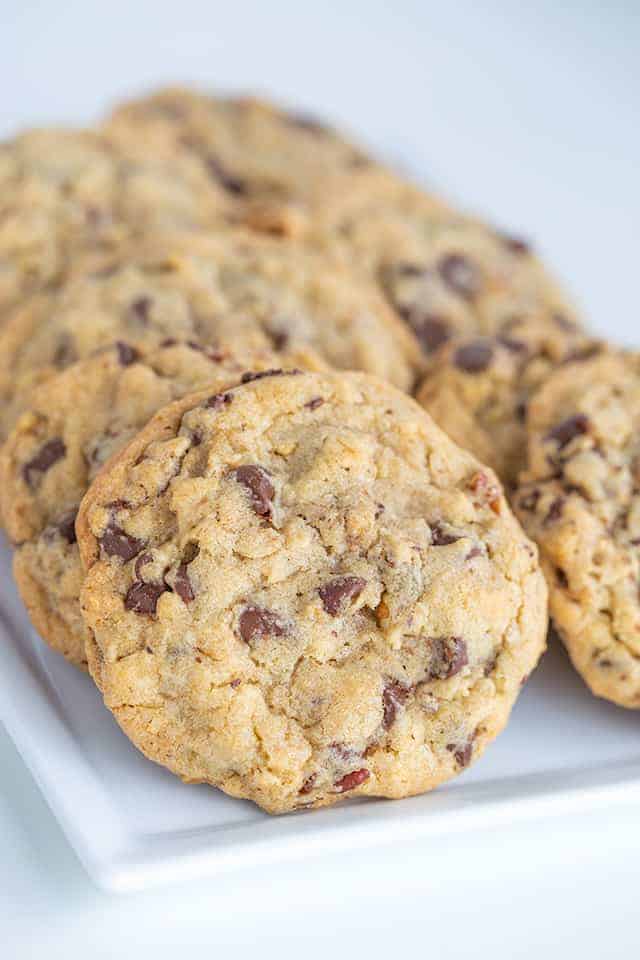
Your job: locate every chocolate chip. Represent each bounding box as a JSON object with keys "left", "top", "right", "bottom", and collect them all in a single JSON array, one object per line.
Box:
[
  {"left": 545, "top": 413, "right": 590, "bottom": 449},
  {"left": 56, "top": 509, "right": 78, "bottom": 544},
  {"left": 173, "top": 564, "right": 195, "bottom": 604},
  {"left": 232, "top": 465, "right": 275, "bottom": 518},
  {"left": 334, "top": 768, "right": 369, "bottom": 793},
  {"left": 160, "top": 338, "right": 178, "bottom": 348},
  {"left": 269, "top": 329, "right": 289, "bottom": 350},
  {"left": 240, "top": 369, "right": 285, "bottom": 384},
  {"left": 22, "top": 438, "right": 66, "bottom": 488},
  {"left": 53, "top": 335, "right": 76, "bottom": 368},
  {"left": 319, "top": 576, "right": 367, "bottom": 616},
  {"left": 497, "top": 334, "right": 527, "bottom": 353},
  {"left": 99, "top": 522, "right": 144, "bottom": 561},
  {"left": 499, "top": 232, "right": 530, "bottom": 256},
  {"left": 238, "top": 605, "right": 287, "bottom": 644},
  {"left": 438, "top": 254, "right": 481, "bottom": 300},
  {"left": 299, "top": 773, "right": 317, "bottom": 795},
  {"left": 305, "top": 397, "right": 324, "bottom": 410},
  {"left": 124, "top": 580, "right": 166, "bottom": 615},
  {"left": 206, "top": 156, "right": 248, "bottom": 196},
  {"left": 382, "top": 681, "right": 410, "bottom": 729},
  {"left": 205, "top": 391, "right": 234, "bottom": 410},
  {"left": 518, "top": 489, "right": 540, "bottom": 513},
  {"left": 447, "top": 740, "right": 473, "bottom": 768},
  {"left": 286, "top": 111, "right": 329, "bottom": 135},
  {"left": 545, "top": 497, "right": 566, "bottom": 525},
  {"left": 130, "top": 296, "right": 152, "bottom": 324},
  {"left": 395, "top": 262, "right": 426, "bottom": 277},
  {"left": 413, "top": 315, "right": 452, "bottom": 354},
  {"left": 430, "top": 523, "right": 460, "bottom": 546},
  {"left": 554, "top": 314, "right": 578, "bottom": 332},
  {"left": 454, "top": 339, "right": 494, "bottom": 373},
  {"left": 116, "top": 341, "right": 139, "bottom": 366},
  {"left": 428, "top": 637, "right": 468, "bottom": 680},
  {"left": 515, "top": 401, "right": 528, "bottom": 423}
]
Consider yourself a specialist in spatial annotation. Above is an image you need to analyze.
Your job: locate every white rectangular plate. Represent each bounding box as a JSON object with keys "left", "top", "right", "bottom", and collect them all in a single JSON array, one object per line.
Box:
[{"left": 1, "top": 536, "right": 639, "bottom": 893}]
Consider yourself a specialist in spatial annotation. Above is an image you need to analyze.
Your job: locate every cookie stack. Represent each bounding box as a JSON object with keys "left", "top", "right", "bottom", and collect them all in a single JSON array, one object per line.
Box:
[{"left": 0, "top": 86, "right": 621, "bottom": 817}]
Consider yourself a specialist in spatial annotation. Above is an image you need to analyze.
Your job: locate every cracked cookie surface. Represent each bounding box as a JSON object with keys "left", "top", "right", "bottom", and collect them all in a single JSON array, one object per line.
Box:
[
  {"left": 416, "top": 317, "right": 600, "bottom": 488},
  {"left": 0, "top": 228, "right": 417, "bottom": 438},
  {"left": 515, "top": 350, "right": 640, "bottom": 708},
  {"left": 0, "top": 339, "right": 320, "bottom": 668},
  {"left": 77, "top": 370, "right": 547, "bottom": 813}
]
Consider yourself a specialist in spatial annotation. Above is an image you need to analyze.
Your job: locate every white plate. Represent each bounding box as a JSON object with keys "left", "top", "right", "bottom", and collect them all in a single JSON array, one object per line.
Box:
[{"left": 1, "top": 535, "right": 639, "bottom": 893}]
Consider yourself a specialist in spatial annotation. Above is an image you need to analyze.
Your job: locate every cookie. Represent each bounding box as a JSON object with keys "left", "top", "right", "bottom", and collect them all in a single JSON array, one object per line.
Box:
[
  {"left": 416, "top": 317, "right": 600, "bottom": 487},
  {"left": 105, "top": 89, "right": 577, "bottom": 360},
  {"left": 0, "top": 339, "right": 321, "bottom": 668},
  {"left": 105, "top": 87, "right": 404, "bottom": 222},
  {"left": 0, "top": 127, "right": 233, "bottom": 316},
  {"left": 77, "top": 369, "right": 547, "bottom": 814},
  {"left": 514, "top": 350, "right": 640, "bottom": 708},
  {"left": 0, "top": 228, "right": 419, "bottom": 439}
]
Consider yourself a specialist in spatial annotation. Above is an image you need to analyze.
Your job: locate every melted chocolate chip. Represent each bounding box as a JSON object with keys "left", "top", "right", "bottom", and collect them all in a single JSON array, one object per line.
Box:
[
  {"left": 173, "top": 564, "right": 195, "bottom": 604},
  {"left": 428, "top": 637, "right": 468, "bottom": 680},
  {"left": 454, "top": 339, "right": 494, "bottom": 373},
  {"left": 22, "top": 438, "right": 66, "bottom": 488},
  {"left": 116, "top": 341, "right": 139, "bottom": 366},
  {"left": 413, "top": 315, "right": 452, "bottom": 354},
  {"left": 130, "top": 296, "right": 152, "bottom": 324},
  {"left": 239, "top": 369, "right": 293, "bottom": 384},
  {"left": 430, "top": 523, "right": 460, "bottom": 546},
  {"left": 334, "top": 768, "right": 370, "bottom": 793},
  {"left": 206, "top": 156, "right": 248, "bottom": 196},
  {"left": 545, "top": 497, "right": 566, "bottom": 525},
  {"left": 53, "top": 335, "right": 76, "bottom": 368},
  {"left": 305, "top": 396, "right": 324, "bottom": 410},
  {"left": 238, "top": 605, "right": 287, "bottom": 644},
  {"left": 232, "top": 465, "right": 275, "bottom": 518},
  {"left": 286, "top": 112, "right": 329, "bottom": 135},
  {"left": 438, "top": 254, "right": 481, "bottom": 301},
  {"left": 319, "top": 576, "right": 367, "bottom": 616},
  {"left": 545, "top": 414, "right": 590, "bottom": 449},
  {"left": 499, "top": 233, "right": 530, "bottom": 256},
  {"left": 497, "top": 333, "right": 527, "bottom": 353},
  {"left": 447, "top": 740, "right": 473, "bottom": 768},
  {"left": 205, "top": 391, "right": 234, "bottom": 410},
  {"left": 124, "top": 580, "right": 166, "bottom": 615},
  {"left": 45, "top": 508, "right": 78, "bottom": 545},
  {"left": 100, "top": 522, "right": 144, "bottom": 561},
  {"left": 518, "top": 489, "right": 540, "bottom": 513},
  {"left": 382, "top": 681, "right": 410, "bottom": 729}
]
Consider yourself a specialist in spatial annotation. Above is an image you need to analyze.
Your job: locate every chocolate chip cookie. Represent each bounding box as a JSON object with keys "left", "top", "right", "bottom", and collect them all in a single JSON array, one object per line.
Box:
[
  {"left": 515, "top": 350, "right": 640, "bottom": 708},
  {"left": 0, "top": 339, "right": 320, "bottom": 668},
  {"left": 0, "top": 228, "right": 418, "bottom": 438},
  {"left": 416, "top": 317, "right": 600, "bottom": 487},
  {"left": 0, "top": 127, "right": 234, "bottom": 316},
  {"left": 77, "top": 370, "right": 547, "bottom": 813},
  {"left": 106, "top": 89, "right": 578, "bottom": 361}
]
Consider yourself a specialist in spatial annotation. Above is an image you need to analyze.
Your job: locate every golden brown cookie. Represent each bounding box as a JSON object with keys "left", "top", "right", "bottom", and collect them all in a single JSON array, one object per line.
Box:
[{"left": 77, "top": 370, "right": 547, "bottom": 813}]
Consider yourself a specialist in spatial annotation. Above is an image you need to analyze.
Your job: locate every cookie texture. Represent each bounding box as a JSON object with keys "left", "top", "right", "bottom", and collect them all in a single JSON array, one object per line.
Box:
[
  {"left": 0, "top": 228, "right": 418, "bottom": 439},
  {"left": 106, "top": 89, "right": 577, "bottom": 360},
  {"left": 0, "top": 339, "right": 320, "bottom": 668},
  {"left": 0, "top": 127, "right": 233, "bottom": 316},
  {"left": 417, "top": 317, "right": 600, "bottom": 487},
  {"left": 78, "top": 370, "right": 547, "bottom": 813},
  {"left": 515, "top": 350, "right": 640, "bottom": 708}
]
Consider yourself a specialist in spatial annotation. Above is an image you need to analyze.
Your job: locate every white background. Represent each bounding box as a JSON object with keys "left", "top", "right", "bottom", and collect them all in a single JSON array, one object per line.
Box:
[{"left": 0, "top": 1, "right": 639, "bottom": 956}]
